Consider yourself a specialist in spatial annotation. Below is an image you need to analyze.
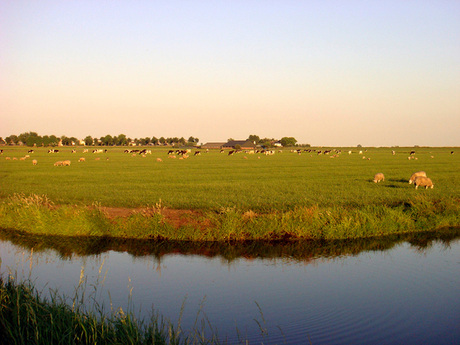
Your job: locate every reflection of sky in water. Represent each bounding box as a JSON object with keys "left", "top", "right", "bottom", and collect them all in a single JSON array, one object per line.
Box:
[{"left": 1, "top": 239, "right": 459, "bottom": 344}]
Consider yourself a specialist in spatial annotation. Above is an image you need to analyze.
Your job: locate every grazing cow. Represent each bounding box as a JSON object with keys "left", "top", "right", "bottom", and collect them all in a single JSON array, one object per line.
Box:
[
  {"left": 168, "top": 150, "right": 175, "bottom": 155},
  {"left": 28, "top": 149, "right": 34, "bottom": 153},
  {"left": 194, "top": 151, "right": 201, "bottom": 156},
  {"left": 228, "top": 150, "right": 235, "bottom": 156},
  {"left": 414, "top": 176, "right": 434, "bottom": 189},
  {"left": 451, "top": 151, "right": 454, "bottom": 155},
  {"left": 71, "top": 149, "right": 76, "bottom": 153},
  {"left": 48, "top": 149, "right": 59, "bottom": 153},
  {"left": 410, "top": 151, "right": 415, "bottom": 155},
  {"left": 83, "top": 149, "right": 88, "bottom": 153},
  {"left": 0, "top": 149, "right": 3, "bottom": 154}
]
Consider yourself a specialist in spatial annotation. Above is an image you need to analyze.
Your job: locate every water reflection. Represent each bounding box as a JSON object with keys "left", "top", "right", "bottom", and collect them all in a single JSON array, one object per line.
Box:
[
  {"left": 0, "top": 227, "right": 459, "bottom": 262},
  {"left": 1, "top": 227, "right": 459, "bottom": 345}
]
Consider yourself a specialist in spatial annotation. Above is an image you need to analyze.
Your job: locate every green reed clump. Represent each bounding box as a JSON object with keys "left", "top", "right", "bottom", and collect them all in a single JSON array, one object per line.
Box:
[{"left": 0, "top": 275, "right": 228, "bottom": 345}]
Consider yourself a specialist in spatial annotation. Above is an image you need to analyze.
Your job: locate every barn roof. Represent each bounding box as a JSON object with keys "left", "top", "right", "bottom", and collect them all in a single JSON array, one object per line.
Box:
[{"left": 222, "top": 140, "right": 256, "bottom": 148}]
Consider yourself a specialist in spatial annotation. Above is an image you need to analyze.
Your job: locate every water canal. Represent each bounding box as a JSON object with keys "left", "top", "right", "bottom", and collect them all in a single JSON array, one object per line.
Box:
[{"left": 1, "top": 229, "right": 459, "bottom": 344}]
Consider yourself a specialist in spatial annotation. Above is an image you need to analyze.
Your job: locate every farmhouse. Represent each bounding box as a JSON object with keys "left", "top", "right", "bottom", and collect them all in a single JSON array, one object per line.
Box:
[
  {"left": 222, "top": 140, "right": 256, "bottom": 150},
  {"left": 201, "top": 142, "right": 226, "bottom": 150}
]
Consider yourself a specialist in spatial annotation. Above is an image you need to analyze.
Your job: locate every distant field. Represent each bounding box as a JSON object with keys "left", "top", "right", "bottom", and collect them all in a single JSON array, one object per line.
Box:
[{"left": 0, "top": 146, "right": 458, "bottom": 211}]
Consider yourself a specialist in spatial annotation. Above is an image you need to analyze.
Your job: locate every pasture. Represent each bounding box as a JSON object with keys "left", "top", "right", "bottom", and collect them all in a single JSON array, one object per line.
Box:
[
  {"left": 0, "top": 146, "right": 458, "bottom": 209},
  {"left": 0, "top": 146, "right": 459, "bottom": 240}
]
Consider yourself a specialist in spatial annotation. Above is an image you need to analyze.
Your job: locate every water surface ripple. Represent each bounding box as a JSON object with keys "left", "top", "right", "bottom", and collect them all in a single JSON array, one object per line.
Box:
[{"left": 0, "top": 229, "right": 459, "bottom": 344}]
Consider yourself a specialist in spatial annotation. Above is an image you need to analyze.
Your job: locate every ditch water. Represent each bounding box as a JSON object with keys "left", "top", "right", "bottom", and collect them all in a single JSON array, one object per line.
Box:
[{"left": 1, "top": 229, "right": 459, "bottom": 345}]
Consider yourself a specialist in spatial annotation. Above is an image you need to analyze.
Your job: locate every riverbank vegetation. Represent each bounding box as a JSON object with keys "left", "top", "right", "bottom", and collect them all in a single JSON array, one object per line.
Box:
[
  {"left": 0, "top": 275, "right": 229, "bottom": 345},
  {"left": 0, "top": 146, "right": 458, "bottom": 241}
]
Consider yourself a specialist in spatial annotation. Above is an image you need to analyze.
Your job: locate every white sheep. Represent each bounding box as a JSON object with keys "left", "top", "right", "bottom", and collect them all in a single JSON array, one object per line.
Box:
[
  {"left": 414, "top": 176, "right": 434, "bottom": 189},
  {"left": 62, "top": 160, "right": 71, "bottom": 166},
  {"left": 409, "top": 171, "right": 426, "bottom": 184},
  {"left": 32, "top": 159, "right": 37, "bottom": 165},
  {"left": 78, "top": 158, "right": 86, "bottom": 162},
  {"left": 373, "top": 173, "right": 385, "bottom": 183}
]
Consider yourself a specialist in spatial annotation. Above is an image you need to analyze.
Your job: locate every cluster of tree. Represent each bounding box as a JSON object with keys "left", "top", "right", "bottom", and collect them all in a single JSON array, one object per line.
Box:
[
  {"left": 0, "top": 132, "right": 200, "bottom": 147},
  {"left": 246, "top": 135, "right": 300, "bottom": 147}
]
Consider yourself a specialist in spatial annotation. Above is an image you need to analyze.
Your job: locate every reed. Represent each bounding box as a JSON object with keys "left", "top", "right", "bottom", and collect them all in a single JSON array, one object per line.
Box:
[
  {"left": 0, "top": 193, "right": 458, "bottom": 241},
  {"left": 0, "top": 275, "right": 229, "bottom": 345}
]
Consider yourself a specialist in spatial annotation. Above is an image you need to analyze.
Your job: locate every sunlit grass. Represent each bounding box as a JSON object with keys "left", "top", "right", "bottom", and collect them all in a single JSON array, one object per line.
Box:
[{"left": 0, "top": 146, "right": 459, "bottom": 240}]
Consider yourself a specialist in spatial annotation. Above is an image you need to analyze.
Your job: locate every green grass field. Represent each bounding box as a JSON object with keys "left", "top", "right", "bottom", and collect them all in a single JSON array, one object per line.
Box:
[
  {"left": 0, "top": 146, "right": 459, "bottom": 240},
  {"left": 1, "top": 146, "right": 458, "bottom": 209}
]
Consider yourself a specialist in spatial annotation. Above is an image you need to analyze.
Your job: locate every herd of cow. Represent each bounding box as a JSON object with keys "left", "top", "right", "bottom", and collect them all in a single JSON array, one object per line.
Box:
[{"left": 1, "top": 147, "right": 455, "bottom": 189}]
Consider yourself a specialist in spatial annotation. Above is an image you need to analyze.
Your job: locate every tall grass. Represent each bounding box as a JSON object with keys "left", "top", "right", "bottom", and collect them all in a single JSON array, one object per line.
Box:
[
  {"left": 0, "top": 193, "right": 458, "bottom": 241},
  {"left": 0, "top": 274, "right": 232, "bottom": 345}
]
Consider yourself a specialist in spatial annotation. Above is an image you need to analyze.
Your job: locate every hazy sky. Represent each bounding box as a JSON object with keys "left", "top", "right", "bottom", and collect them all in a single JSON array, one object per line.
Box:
[{"left": 1, "top": 1, "right": 459, "bottom": 146}]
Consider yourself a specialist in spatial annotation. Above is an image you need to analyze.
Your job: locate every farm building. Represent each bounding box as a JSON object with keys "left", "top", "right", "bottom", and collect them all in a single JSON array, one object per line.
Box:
[
  {"left": 222, "top": 140, "right": 256, "bottom": 150},
  {"left": 202, "top": 142, "right": 227, "bottom": 149}
]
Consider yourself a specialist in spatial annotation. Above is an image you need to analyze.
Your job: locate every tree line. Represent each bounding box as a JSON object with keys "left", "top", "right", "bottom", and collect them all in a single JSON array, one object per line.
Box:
[
  {"left": 0, "top": 132, "right": 200, "bottom": 147},
  {"left": 0, "top": 132, "right": 304, "bottom": 148}
]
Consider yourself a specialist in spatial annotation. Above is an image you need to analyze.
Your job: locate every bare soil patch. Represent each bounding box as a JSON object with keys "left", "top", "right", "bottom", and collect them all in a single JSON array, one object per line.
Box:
[{"left": 99, "top": 207, "right": 210, "bottom": 229}]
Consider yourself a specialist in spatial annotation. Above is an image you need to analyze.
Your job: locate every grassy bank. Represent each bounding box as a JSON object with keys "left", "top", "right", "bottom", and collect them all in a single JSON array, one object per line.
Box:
[
  {"left": 0, "top": 193, "right": 458, "bottom": 241},
  {"left": 1, "top": 146, "right": 459, "bottom": 240},
  {"left": 0, "top": 276, "right": 226, "bottom": 345}
]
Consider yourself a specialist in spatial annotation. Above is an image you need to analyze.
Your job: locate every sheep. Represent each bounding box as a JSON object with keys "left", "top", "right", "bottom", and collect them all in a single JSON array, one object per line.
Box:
[
  {"left": 414, "top": 176, "right": 434, "bottom": 189},
  {"left": 5, "top": 157, "right": 11, "bottom": 160},
  {"left": 62, "top": 160, "right": 71, "bottom": 166},
  {"left": 156, "top": 158, "right": 163, "bottom": 162},
  {"left": 373, "top": 173, "right": 385, "bottom": 183},
  {"left": 32, "top": 159, "right": 37, "bottom": 165},
  {"left": 54, "top": 161, "right": 63, "bottom": 166},
  {"left": 409, "top": 171, "right": 426, "bottom": 184},
  {"left": 78, "top": 158, "right": 86, "bottom": 162}
]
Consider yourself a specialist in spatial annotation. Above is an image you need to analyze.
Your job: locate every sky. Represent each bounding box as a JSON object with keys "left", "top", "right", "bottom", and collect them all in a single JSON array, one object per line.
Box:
[{"left": 1, "top": 1, "right": 459, "bottom": 147}]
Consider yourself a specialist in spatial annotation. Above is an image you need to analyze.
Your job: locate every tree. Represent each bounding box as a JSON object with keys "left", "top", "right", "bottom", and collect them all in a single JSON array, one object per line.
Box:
[
  {"left": 102, "top": 135, "right": 114, "bottom": 146},
  {"left": 280, "top": 137, "right": 297, "bottom": 147},
  {"left": 247, "top": 134, "right": 260, "bottom": 144},
  {"left": 151, "top": 136, "right": 159, "bottom": 146},
  {"left": 115, "top": 134, "right": 127, "bottom": 146},
  {"left": 61, "top": 136, "right": 72, "bottom": 146},
  {"left": 84, "top": 136, "right": 93, "bottom": 146},
  {"left": 6, "top": 135, "right": 19, "bottom": 145}
]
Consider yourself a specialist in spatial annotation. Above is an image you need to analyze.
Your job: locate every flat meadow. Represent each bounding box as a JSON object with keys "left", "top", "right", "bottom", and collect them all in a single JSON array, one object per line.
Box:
[{"left": 0, "top": 146, "right": 459, "bottom": 240}]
